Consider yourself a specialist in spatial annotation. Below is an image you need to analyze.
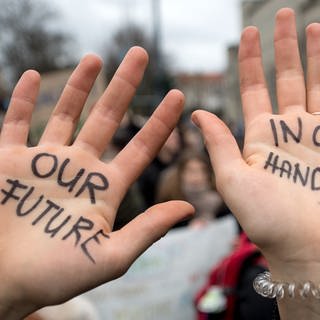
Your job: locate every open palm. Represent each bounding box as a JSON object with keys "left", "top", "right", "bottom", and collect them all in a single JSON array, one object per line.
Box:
[
  {"left": 0, "top": 47, "right": 193, "bottom": 319},
  {"left": 193, "top": 7, "right": 320, "bottom": 293}
]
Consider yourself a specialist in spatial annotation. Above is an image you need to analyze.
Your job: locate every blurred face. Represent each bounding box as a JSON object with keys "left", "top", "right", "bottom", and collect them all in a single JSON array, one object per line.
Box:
[
  {"left": 158, "top": 128, "right": 181, "bottom": 163},
  {"left": 184, "top": 128, "right": 203, "bottom": 152},
  {"left": 181, "top": 158, "right": 210, "bottom": 193},
  {"left": 163, "top": 128, "right": 181, "bottom": 154}
]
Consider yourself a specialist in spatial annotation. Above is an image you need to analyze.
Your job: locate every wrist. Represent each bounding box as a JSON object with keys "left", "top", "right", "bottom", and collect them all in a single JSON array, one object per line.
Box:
[
  {"left": 267, "top": 257, "right": 320, "bottom": 283},
  {"left": 265, "top": 257, "right": 320, "bottom": 320}
]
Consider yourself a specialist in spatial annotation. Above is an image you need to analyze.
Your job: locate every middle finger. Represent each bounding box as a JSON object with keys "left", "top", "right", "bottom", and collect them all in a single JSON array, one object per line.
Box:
[{"left": 73, "top": 46, "right": 148, "bottom": 157}]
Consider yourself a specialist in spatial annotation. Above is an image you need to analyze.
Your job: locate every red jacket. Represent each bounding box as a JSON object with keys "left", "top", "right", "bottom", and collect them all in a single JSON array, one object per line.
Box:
[{"left": 195, "top": 233, "right": 267, "bottom": 320}]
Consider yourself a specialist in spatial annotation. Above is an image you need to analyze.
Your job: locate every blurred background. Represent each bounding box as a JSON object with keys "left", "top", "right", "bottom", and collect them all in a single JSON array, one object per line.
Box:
[
  {"left": 0, "top": 0, "right": 318, "bottom": 144},
  {"left": 0, "top": 0, "right": 241, "bottom": 144},
  {"left": 2, "top": 0, "right": 318, "bottom": 319}
]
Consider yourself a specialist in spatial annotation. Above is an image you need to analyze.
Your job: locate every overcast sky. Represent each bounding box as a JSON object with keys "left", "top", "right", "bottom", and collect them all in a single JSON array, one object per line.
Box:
[{"left": 51, "top": 0, "right": 242, "bottom": 73}]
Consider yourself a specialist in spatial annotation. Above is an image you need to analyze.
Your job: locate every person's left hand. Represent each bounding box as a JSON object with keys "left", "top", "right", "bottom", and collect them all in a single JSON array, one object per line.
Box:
[{"left": 192, "top": 9, "right": 320, "bottom": 318}]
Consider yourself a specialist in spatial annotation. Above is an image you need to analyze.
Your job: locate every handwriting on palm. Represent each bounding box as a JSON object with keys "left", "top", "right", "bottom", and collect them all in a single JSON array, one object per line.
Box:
[
  {"left": 0, "top": 47, "right": 193, "bottom": 315},
  {"left": 242, "top": 112, "right": 320, "bottom": 238},
  {"left": 0, "top": 146, "right": 114, "bottom": 265},
  {"left": 244, "top": 113, "right": 320, "bottom": 189},
  {"left": 193, "top": 9, "right": 320, "bottom": 264}
]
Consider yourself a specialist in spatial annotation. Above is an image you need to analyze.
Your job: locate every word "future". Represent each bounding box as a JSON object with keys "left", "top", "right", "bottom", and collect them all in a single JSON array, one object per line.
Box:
[
  {"left": 0, "top": 152, "right": 110, "bottom": 264},
  {"left": 265, "top": 117, "right": 320, "bottom": 190}
]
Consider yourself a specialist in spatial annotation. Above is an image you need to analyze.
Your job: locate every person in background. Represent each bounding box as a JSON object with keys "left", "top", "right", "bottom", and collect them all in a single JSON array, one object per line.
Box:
[
  {"left": 32, "top": 296, "right": 100, "bottom": 320},
  {"left": 137, "top": 126, "right": 183, "bottom": 207},
  {"left": 156, "top": 151, "right": 223, "bottom": 227},
  {"left": 181, "top": 119, "right": 205, "bottom": 153},
  {"left": 106, "top": 112, "right": 147, "bottom": 230},
  {"left": 195, "top": 232, "right": 279, "bottom": 320}
]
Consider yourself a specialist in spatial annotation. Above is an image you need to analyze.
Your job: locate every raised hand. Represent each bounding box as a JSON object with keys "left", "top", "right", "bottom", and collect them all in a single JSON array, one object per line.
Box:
[
  {"left": 193, "top": 8, "right": 320, "bottom": 319},
  {"left": 0, "top": 47, "right": 194, "bottom": 319}
]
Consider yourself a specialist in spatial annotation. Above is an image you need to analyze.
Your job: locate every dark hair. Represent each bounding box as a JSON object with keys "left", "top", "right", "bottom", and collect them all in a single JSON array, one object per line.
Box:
[
  {"left": 156, "top": 150, "right": 215, "bottom": 203},
  {"left": 176, "top": 151, "right": 213, "bottom": 187}
]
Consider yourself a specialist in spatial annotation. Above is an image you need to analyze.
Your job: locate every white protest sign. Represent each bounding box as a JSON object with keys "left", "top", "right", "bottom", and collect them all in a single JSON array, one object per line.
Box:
[{"left": 84, "top": 216, "right": 236, "bottom": 320}]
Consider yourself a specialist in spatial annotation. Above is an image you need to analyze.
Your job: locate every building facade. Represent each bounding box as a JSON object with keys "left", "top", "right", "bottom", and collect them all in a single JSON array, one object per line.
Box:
[
  {"left": 30, "top": 68, "right": 105, "bottom": 145},
  {"left": 174, "top": 72, "right": 225, "bottom": 114},
  {"left": 224, "top": 0, "right": 320, "bottom": 123}
]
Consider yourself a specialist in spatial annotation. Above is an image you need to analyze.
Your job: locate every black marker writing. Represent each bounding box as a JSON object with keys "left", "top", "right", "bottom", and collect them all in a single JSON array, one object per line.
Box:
[
  {"left": 293, "top": 163, "right": 310, "bottom": 186},
  {"left": 44, "top": 209, "right": 71, "bottom": 238},
  {"left": 74, "top": 172, "right": 109, "bottom": 204},
  {"left": 62, "top": 216, "right": 94, "bottom": 246},
  {"left": 264, "top": 152, "right": 280, "bottom": 174},
  {"left": 16, "top": 187, "right": 44, "bottom": 217},
  {"left": 264, "top": 151, "right": 320, "bottom": 190},
  {"left": 57, "top": 158, "right": 85, "bottom": 192},
  {"left": 270, "top": 119, "right": 279, "bottom": 147},
  {"left": 32, "top": 153, "right": 58, "bottom": 178},
  {"left": 0, "top": 178, "right": 110, "bottom": 264},
  {"left": 280, "top": 117, "right": 302, "bottom": 143},
  {"left": 312, "top": 168, "right": 320, "bottom": 190},
  {"left": 1, "top": 179, "right": 28, "bottom": 204},
  {"left": 269, "top": 117, "right": 302, "bottom": 146},
  {"left": 31, "top": 153, "right": 109, "bottom": 204},
  {"left": 81, "top": 229, "right": 110, "bottom": 263},
  {"left": 32, "top": 200, "right": 60, "bottom": 225},
  {"left": 313, "top": 125, "right": 320, "bottom": 147}
]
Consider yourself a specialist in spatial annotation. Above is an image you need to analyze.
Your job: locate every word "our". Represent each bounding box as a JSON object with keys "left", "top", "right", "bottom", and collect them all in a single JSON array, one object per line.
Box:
[{"left": 31, "top": 153, "right": 109, "bottom": 204}]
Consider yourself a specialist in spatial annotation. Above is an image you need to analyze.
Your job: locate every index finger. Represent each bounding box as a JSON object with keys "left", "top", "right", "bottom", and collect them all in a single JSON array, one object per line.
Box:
[{"left": 112, "top": 89, "right": 184, "bottom": 187}]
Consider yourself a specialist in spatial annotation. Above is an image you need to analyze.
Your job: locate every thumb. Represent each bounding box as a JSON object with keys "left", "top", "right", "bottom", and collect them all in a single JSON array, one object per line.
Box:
[
  {"left": 110, "top": 200, "right": 194, "bottom": 274},
  {"left": 191, "top": 110, "right": 244, "bottom": 174},
  {"left": 191, "top": 110, "right": 246, "bottom": 191}
]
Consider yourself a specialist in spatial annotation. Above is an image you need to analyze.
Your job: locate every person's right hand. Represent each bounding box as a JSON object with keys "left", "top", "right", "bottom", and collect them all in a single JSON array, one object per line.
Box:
[{"left": 0, "top": 47, "right": 194, "bottom": 319}]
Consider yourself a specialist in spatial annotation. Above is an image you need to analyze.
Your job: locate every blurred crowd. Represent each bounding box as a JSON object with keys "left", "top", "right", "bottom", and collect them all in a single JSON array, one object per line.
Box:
[{"left": 105, "top": 110, "right": 232, "bottom": 231}]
